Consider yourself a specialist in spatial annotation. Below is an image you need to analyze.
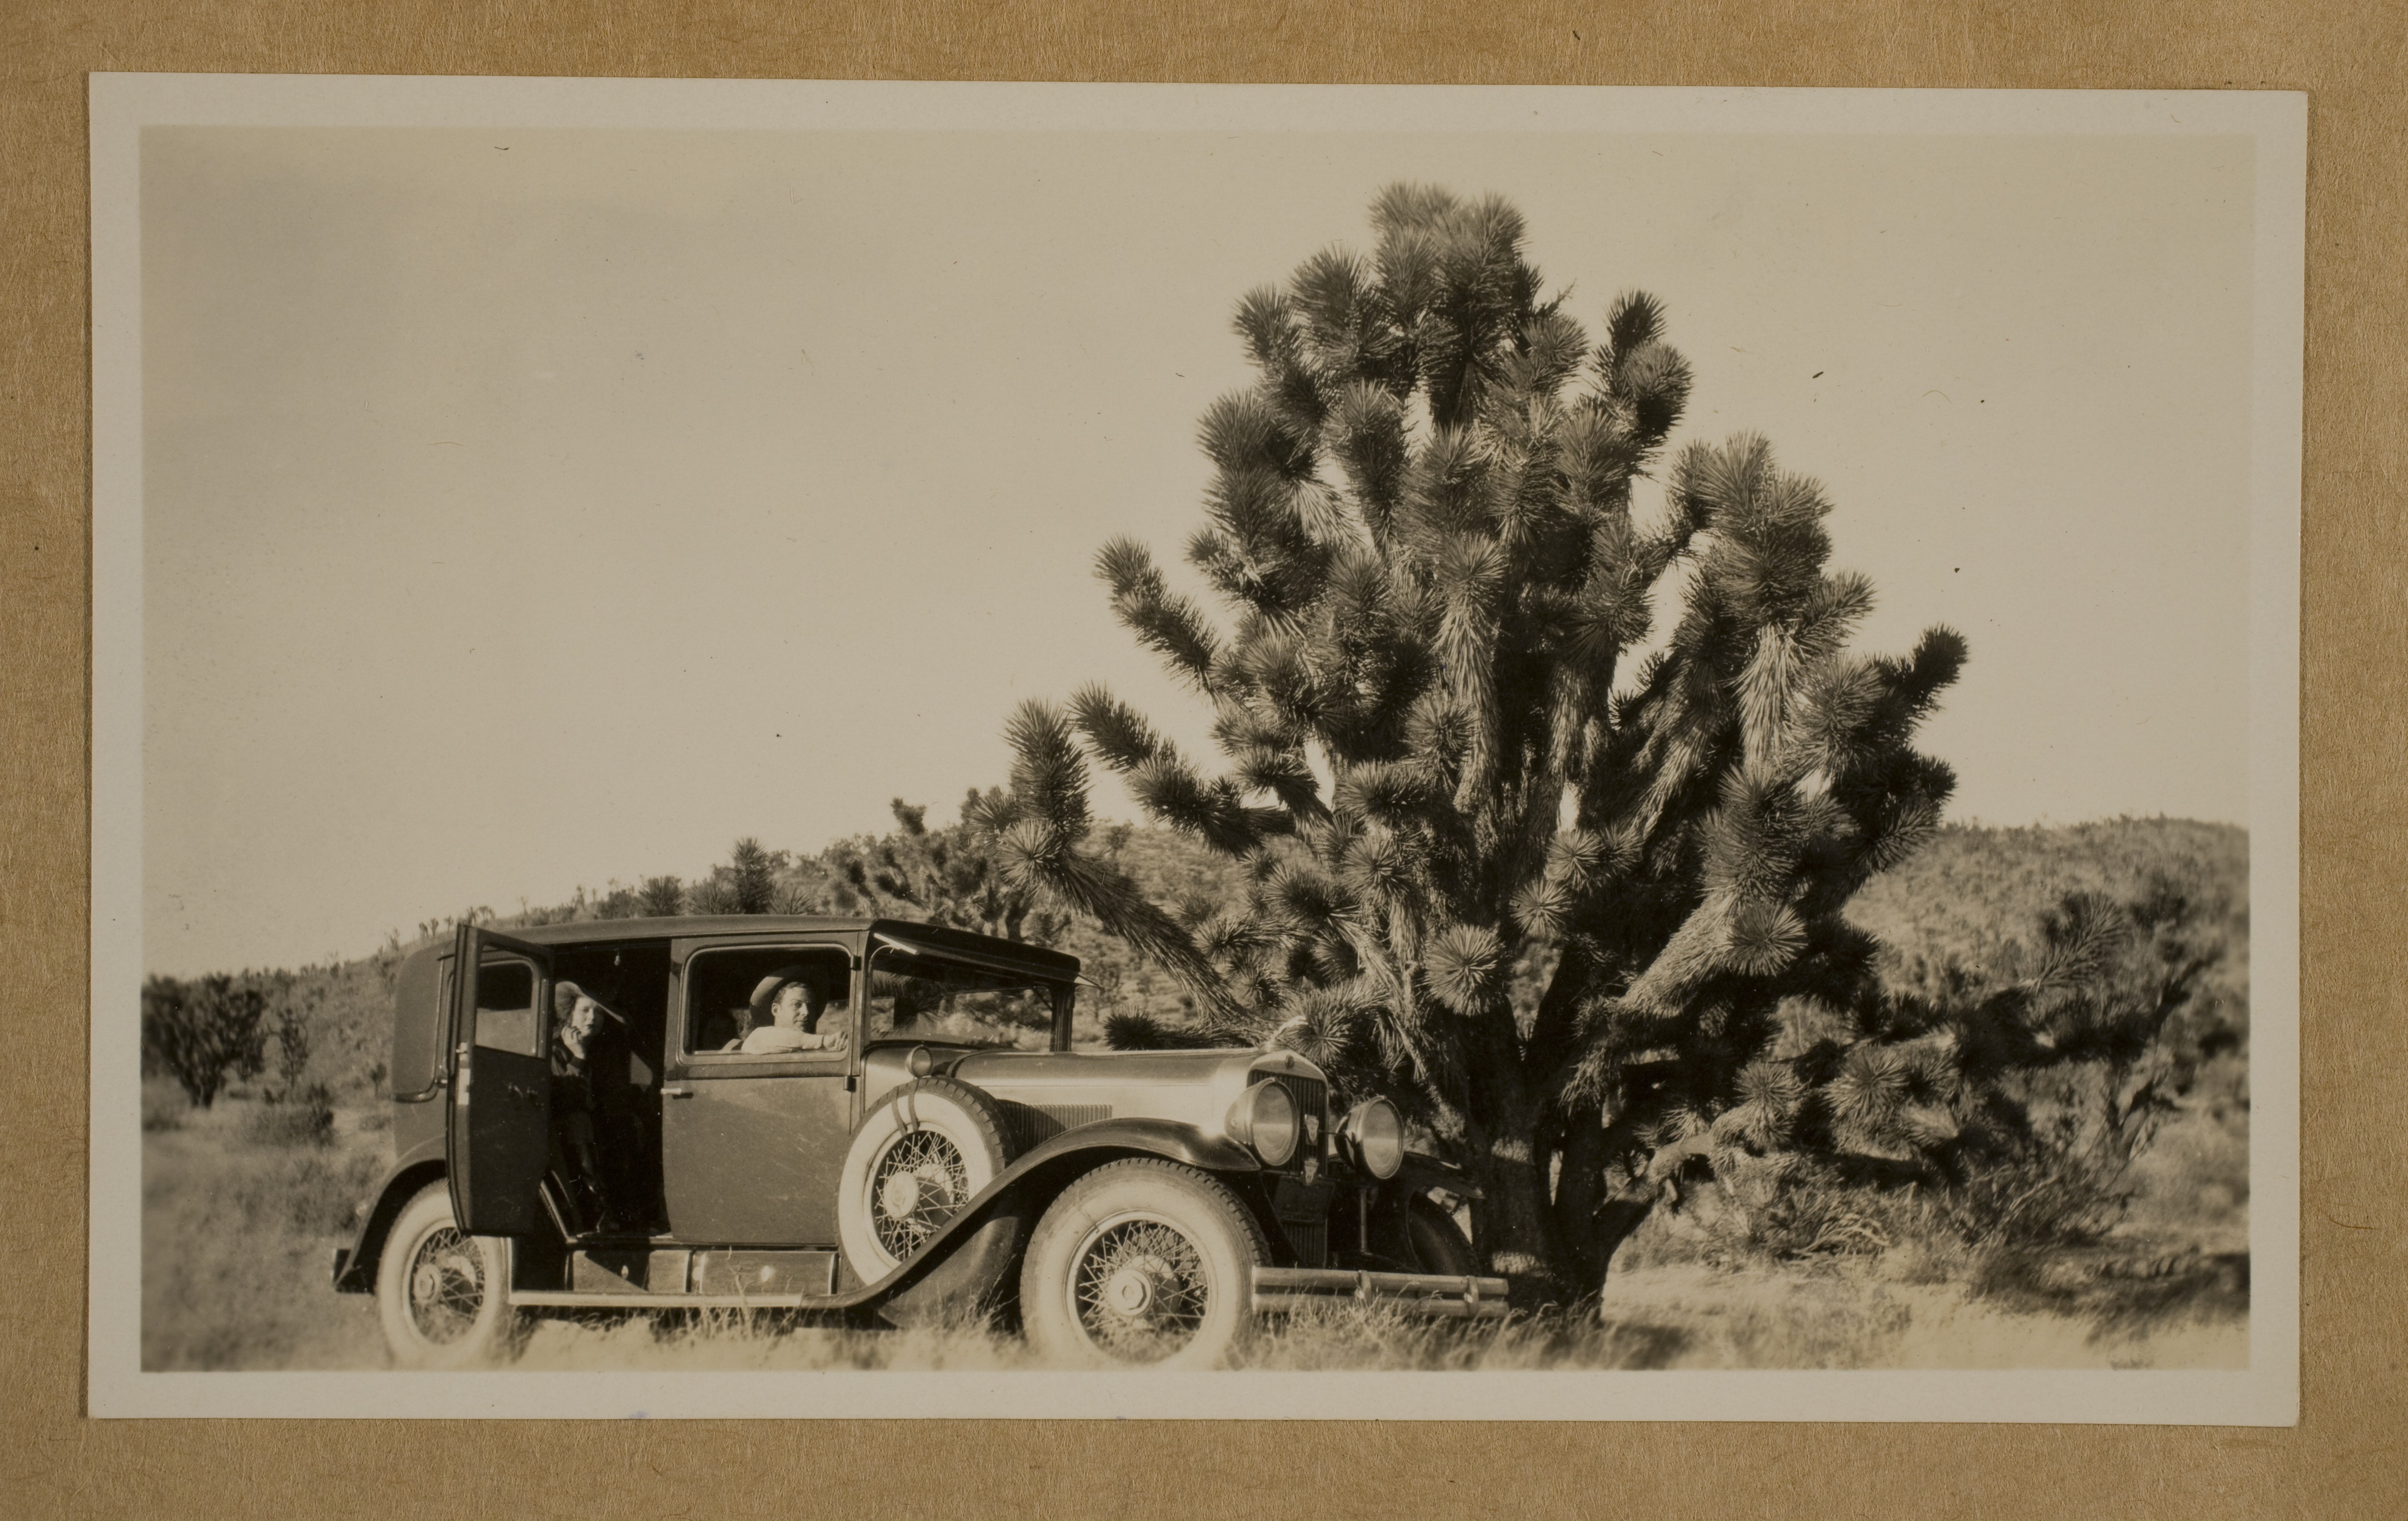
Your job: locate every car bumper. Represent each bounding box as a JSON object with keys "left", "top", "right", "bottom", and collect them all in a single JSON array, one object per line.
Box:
[{"left": 1251, "top": 1266, "right": 1511, "bottom": 1320}]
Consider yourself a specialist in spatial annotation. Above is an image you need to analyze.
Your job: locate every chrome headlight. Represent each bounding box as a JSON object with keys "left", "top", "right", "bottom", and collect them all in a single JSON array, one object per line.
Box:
[
  {"left": 1340, "top": 1097, "right": 1404, "bottom": 1180},
  {"left": 1227, "top": 1080, "right": 1300, "bottom": 1167}
]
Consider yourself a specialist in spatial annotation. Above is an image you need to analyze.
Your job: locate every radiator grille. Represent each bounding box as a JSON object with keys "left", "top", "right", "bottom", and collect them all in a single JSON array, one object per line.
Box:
[
  {"left": 1278, "top": 1219, "right": 1329, "bottom": 1269},
  {"left": 1268, "top": 1075, "right": 1327, "bottom": 1168}
]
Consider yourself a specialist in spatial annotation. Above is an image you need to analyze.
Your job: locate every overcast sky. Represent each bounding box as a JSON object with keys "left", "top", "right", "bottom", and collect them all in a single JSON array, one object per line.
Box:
[{"left": 140, "top": 123, "right": 2258, "bottom": 975}]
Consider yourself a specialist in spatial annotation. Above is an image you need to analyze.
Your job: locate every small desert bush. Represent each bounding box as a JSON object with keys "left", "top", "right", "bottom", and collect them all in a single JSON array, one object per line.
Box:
[
  {"left": 241, "top": 1086, "right": 336, "bottom": 1148},
  {"left": 204, "top": 1134, "right": 379, "bottom": 1234},
  {"left": 141, "top": 1080, "right": 187, "bottom": 1133},
  {"left": 1611, "top": 1083, "right": 2248, "bottom": 1346}
]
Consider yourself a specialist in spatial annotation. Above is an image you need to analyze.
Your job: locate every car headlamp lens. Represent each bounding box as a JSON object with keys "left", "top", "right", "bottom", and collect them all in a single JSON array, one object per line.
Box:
[
  {"left": 1343, "top": 1097, "right": 1404, "bottom": 1180},
  {"left": 1231, "top": 1080, "right": 1299, "bottom": 1167}
]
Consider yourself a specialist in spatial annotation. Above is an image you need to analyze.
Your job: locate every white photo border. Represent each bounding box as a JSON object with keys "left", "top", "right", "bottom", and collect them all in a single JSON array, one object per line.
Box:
[{"left": 89, "top": 74, "right": 2304, "bottom": 1422}]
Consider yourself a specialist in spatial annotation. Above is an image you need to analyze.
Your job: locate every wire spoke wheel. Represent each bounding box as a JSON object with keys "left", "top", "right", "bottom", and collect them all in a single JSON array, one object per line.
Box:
[
  {"left": 404, "top": 1225, "right": 488, "bottom": 1345},
  {"left": 1023, "top": 1160, "right": 1268, "bottom": 1369},
  {"left": 1069, "top": 1212, "right": 1214, "bottom": 1362},
  {"left": 868, "top": 1128, "right": 971, "bottom": 1260},
  {"left": 377, "top": 1183, "right": 522, "bottom": 1367},
  {"left": 836, "top": 1078, "right": 1014, "bottom": 1284}
]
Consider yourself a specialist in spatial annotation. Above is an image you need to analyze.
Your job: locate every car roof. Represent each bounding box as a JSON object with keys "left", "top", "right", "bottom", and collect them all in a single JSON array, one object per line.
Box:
[{"left": 484, "top": 915, "right": 1081, "bottom": 976}]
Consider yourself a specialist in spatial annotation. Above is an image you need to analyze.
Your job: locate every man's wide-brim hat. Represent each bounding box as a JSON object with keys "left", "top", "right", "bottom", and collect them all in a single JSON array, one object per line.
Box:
[{"left": 747, "top": 966, "right": 820, "bottom": 1022}]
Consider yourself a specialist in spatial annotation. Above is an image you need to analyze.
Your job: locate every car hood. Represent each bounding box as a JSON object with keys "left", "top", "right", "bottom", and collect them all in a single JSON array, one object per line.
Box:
[{"left": 860, "top": 1043, "right": 1329, "bottom": 1144}]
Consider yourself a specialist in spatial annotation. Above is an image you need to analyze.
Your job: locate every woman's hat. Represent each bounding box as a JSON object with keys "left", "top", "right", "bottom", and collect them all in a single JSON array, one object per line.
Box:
[{"left": 553, "top": 979, "right": 626, "bottom": 1026}]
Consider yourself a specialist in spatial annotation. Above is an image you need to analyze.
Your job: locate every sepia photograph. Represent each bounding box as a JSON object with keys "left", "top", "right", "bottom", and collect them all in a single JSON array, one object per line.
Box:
[{"left": 88, "top": 77, "right": 2302, "bottom": 1420}]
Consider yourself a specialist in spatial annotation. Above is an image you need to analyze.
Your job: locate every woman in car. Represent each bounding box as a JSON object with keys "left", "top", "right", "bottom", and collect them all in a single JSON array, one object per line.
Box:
[{"left": 547, "top": 989, "right": 618, "bottom": 1231}]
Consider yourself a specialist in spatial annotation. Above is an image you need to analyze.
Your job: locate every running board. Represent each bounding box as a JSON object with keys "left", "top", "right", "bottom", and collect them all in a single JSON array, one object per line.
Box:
[
  {"left": 1252, "top": 1266, "right": 1512, "bottom": 1321},
  {"left": 510, "top": 1289, "right": 838, "bottom": 1310}
]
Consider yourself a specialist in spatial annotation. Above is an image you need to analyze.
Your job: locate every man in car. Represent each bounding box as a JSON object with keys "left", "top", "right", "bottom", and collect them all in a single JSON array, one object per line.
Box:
[{"left": 736, "top": 973, "right": 849, "bottom": 1055}]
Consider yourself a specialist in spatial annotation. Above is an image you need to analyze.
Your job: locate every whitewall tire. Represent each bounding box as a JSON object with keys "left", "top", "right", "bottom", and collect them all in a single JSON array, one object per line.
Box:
[
  {"left": 836, "top": 1078, "right": 1015, "bottom": 1287},
  {"left": 375, "top": 1181, "right": 523, "bottom": 1368},
  {"left": 1019, "top": 1158, "right": 1270, "bottom": 1369}
]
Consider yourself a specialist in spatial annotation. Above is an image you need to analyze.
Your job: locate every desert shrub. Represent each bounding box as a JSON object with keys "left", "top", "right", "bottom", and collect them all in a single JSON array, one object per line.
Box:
[
  {"left": 141, "top": 1080, "right": 187, "bottom": 1133},
  {"left": 1610, "top": 848, "right": 2247, "bottom": 1292},
  {"left": 142, "top": 974, "right": 269, "bottom": 1108},
  {"left": 142, "top": 1129, "right": 395, "bottom": 1370},
  {"left": 282, "top": 1147, "right": 383, "bottom": 1235},
  {"left": 203, "top": 1142, "right": 382, "bottom": 1235},
  {"left": 270, "top": 989, "right": 313, "bottom": 1094},
  {"left": 242, "top": 1087, "right": 336, "bottom": 1148},
  {"left": 816, "top": 794, "right": 1071, "bottom": 946}
]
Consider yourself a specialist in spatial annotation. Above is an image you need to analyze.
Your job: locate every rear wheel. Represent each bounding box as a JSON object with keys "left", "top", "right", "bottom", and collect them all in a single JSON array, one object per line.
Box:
[
  {"left": 1020, "top": 1159, "right": 1270, "bottom": 1368},
  {"left": 375, "top": 1182, "right": 523, "bottom": 1367}
]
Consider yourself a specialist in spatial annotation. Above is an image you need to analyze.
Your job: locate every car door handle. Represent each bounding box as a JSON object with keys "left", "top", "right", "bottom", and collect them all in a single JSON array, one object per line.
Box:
[{"left": 661, "top": 1085, "right": 693, "bottom": 1099}]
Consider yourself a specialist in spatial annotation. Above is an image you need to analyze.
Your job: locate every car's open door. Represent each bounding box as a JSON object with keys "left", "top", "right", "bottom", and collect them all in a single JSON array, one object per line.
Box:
[{"left": 446, "top": 924, "right": 554, "bottom": 1235}]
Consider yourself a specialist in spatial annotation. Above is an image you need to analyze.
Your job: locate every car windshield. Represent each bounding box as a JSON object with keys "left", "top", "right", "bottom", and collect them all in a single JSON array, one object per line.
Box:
[{"left": 864, "top": 940, "right": 1066, "bottom": 1051}]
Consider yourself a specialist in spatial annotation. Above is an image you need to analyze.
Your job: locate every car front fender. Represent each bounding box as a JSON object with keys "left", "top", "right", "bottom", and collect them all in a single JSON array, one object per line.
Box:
[
  {"left": 846, "top": 1117, "right": 1260, "bottom": 1312},
  {"left": 1009, "top": 1117, "right": 1262, "bottom": 1178},
  {"left": 330, "top": 1136, "right": 445, "bottom": 1293},
  {"left": 1396, "top": 1149, "right": 1483, "bottom": 1200}
]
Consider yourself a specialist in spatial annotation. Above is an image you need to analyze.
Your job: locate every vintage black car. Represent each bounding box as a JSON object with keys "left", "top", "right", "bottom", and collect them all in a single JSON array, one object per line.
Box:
[{"left": 333, "top": 916, "right": 1505, "bottom": 1367}]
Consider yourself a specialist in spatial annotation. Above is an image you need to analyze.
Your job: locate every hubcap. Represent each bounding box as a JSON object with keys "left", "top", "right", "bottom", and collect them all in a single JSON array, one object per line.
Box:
[
  {"left": 869, "top": 1129, "right": 970, "bottom": 1261},
  {"left": 405, "top": 1226, "right": 484, "bottom": 1345},
  {"left": 1104, "top": 1266, "right": 1157, "bottom": 1315},
  {"left": 1070, "top": 1214, "right": 1211, "bottom": 1362}
]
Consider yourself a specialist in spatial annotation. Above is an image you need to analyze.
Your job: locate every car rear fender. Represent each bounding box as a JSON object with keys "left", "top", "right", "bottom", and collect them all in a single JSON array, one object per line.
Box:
[{"left": 330, "top": 1138, "right": 446, "bottom": 1293}]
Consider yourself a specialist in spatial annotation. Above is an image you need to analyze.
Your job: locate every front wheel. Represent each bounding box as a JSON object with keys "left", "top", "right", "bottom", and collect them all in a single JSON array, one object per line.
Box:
[
  {"left": 1020, "top": 1159, "right": 1270, "bottom": 1368},
  {"left": 1405, "top": 1194, "right": 1481, "bottom": 1277},
  {"left": 375, "top": 1182, "right": 523, "bottom": 1368}
]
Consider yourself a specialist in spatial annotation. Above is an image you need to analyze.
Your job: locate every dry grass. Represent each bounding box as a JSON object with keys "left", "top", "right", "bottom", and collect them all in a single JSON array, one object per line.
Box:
[
  {"left": 485, "top": 1260, "right": 2241, "bottom": 1373},
  {"left": 143, "top": 1086, "right": 2248, "bottom": 1373},
  {"left": 141, "top": 1098, "right": 388, "bottom": 1370}
]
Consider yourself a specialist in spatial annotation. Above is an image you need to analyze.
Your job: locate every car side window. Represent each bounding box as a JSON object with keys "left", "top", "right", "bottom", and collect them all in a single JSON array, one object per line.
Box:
[
  {"left": 471, "top": 956, "right": 542, "bottom": 1057},
  {"left": 682, "top": 945, "right": 852, "bottom": 1061},
  {"left": 864, "top": 946, "right": 1057, "bottom": 1050}
]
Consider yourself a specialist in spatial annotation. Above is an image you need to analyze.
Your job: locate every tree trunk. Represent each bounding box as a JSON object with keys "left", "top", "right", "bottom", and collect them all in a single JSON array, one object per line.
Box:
[
  {"left": 1550, "top": 1109, "right": 1611, "bottom": 1286},
  {"left": 1522, "top": 939, "right": 1596, "bottom": 1079},
  {"left": 1459, "top": 1008, "right": 1563, "bottom": 1303},
  {"left": 1589, "top": 1176, "right": 1662, "bottom": 1291}
]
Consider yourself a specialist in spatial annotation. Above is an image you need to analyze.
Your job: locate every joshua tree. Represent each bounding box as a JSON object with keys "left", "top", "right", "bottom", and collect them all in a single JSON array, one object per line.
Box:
[
  {"left": 142, "top": 973, "right": 270, "bottom": 1109},
  {"left": 727, "top": 837, "right": 782, "bottom": 914},
  {"left": 822, "top": 793, "right": 1066, "bottom": 944},
  {"left": 983, "top": 183, "right": 1964, "bottom": 1293},
  {"left": 270, "top": 975, "right": 315, "bottom": 1097},
  {"left": 690, "top": 838, "right": 785, "bottom": 915}
]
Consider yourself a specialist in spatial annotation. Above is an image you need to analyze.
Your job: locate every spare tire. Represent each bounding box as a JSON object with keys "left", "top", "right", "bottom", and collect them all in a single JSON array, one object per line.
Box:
[{"left": 836, "top": 1076, "right": 1016, "bottom": 1286}]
